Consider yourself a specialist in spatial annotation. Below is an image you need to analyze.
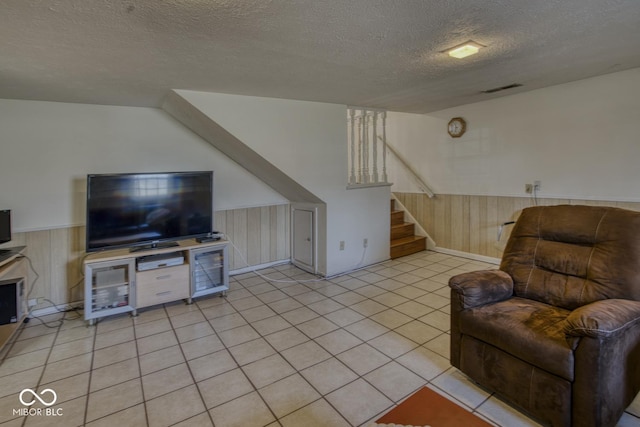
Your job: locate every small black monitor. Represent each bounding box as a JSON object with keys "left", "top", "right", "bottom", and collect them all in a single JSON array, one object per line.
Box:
[{"left": 0, "top": 210, "right": 10, "bottom": 245}]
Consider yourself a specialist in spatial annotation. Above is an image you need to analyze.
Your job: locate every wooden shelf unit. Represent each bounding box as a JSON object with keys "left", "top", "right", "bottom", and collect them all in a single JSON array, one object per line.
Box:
[{"left": 84, "top": 239, "right": 228, "bottom": 323}]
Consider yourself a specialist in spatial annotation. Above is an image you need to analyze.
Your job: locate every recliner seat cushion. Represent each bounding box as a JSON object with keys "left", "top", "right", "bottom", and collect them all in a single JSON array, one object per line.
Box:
[{"left": 459, "top": 296, "right": 574, "bottom": 381}]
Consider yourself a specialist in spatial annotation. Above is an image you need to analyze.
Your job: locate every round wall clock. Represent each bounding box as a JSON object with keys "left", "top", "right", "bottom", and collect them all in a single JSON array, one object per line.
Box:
[{"left": 447, "top": 117, "right": 467, "bottom": 138}]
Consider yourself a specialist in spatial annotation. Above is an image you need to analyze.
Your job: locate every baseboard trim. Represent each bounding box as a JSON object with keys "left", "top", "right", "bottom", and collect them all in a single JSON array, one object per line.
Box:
[
  {"left": 433, "top": 247, "right": 500, "bottom": 265},
  {"left": 229, "top": 259, "right": 290, "bottom": 276}
]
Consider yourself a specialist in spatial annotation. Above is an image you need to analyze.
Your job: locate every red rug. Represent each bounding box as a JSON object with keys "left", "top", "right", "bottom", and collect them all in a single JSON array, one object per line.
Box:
[{"left": 375, "top": 387, "right": 492, "bottom": 427}]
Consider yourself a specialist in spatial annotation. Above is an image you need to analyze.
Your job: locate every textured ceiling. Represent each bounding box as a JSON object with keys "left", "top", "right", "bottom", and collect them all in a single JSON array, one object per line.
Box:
[{"left": 2, "top": 0, "right": 640, "bottom": 113}]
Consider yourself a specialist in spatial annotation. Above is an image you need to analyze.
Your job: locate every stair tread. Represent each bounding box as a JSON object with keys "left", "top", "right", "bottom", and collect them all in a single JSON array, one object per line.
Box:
[
  {"left": 391, "top": 222, "right": 414, "bottom": 229},
  {"left": 390, "top": 235, "right": 427, "bottom": 259},
  {"left": 390, "top": 235, "right": 426, "bottom": 247}
]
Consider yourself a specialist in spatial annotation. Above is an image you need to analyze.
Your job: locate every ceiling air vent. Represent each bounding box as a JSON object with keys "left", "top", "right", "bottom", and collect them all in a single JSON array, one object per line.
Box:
[{"left": 481, "top": 83, "right": 523, "bottom": 94}]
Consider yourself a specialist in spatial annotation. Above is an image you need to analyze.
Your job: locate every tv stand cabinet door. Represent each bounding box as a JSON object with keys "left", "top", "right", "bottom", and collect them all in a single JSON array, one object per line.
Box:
[
  {"left": 189, "top": 243, "right": 229, "bottom": 299},
  {"left": 84, "top": 258, "right": 136, "bottom": 323}
]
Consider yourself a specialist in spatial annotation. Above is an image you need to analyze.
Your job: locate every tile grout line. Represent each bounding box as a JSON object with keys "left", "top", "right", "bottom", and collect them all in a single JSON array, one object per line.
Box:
[
  {"left": 233, "top": 268, "right": 356, "bottom": 424},
  {"left": 133, "top": 310, "right": 151, "bottom": 427},
  {"left": 173, "top": 299, "right": 226, "bottom": 427},
  {"left": 233, "top": 266, "right": 432, "bottom": 426},
  {"left": 17, "top": 315, "right": 64, "bottom": 427},
  {"left": 83, "top": 315, "right": 99, "bottom": 427},
  {"left": 230, "top": 270, "right": 326, "bottom": 425},
  {"left": 234, "top": 309, "right": 352, "bottom": 424}
]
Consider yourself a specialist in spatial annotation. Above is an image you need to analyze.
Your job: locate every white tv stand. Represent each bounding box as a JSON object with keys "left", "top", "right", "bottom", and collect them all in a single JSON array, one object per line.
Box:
[{"left": 84, "top": 239, "right": 228, "bottom": 324}]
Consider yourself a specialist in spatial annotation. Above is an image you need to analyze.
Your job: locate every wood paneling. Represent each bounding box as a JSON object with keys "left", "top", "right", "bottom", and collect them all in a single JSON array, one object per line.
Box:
[
  {"left": 275, "top": 204, "right": 289, "bottom": 261},
  {"left": 260, "top": 206, "right": 271, "bottom": 264},
  {"left": 25, "top": 231, "right": 52, "bottom": 306},
  {"left": 216, "top": 205, "right": 290, "bottom": 271},
  {"left": 232, "top": 208, "right": 248, "bottom": 269},
  {"left": 0, "top": 204, "right": 290, "bottom": 310},
  {"left": 394, "top": 193, "right": 640, "bottom": 259},
  {"left": 247, "top": 208, "right": 262, "bottom": 267}
]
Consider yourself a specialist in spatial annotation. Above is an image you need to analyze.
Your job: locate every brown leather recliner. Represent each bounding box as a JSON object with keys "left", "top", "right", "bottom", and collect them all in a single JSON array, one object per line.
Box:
[{"left": 449, "top": 205, "right": 640, "bottom": 427}]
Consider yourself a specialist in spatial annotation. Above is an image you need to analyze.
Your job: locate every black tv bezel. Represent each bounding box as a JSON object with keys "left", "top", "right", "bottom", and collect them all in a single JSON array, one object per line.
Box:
[
  {"left": 0, "top": 210, "right": 10, "bottom": 245},
  {"left": 85, "top": 171, "right": 214, "bottom": 253}
]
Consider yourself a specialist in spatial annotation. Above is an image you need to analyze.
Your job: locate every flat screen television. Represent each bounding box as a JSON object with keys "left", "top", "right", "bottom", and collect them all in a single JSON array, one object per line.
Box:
[
  {"left": 0, "top": 210, "right": 10, "bottom": 245},
  {"left": 86, "top": 171, "right": 213, "bottom": 252}
]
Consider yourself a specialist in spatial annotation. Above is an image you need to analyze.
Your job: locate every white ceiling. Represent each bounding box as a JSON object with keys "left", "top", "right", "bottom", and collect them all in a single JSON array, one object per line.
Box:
[{"left": 2, "top": 0, "right": 640, "bottom": 113}]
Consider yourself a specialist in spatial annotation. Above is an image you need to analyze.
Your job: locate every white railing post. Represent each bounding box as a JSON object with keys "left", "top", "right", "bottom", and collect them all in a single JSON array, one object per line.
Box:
[
  {"left": 357, "top": 112, "right": 364, "bottom": 183},
  {"left": 346, "top": 107, "right": 399, "bottom": 189},
  {"left": 349, "top": 109, "right": 357, "bottom": 185},
  {"left": 381, "top": 111, "right": 388, "bottom": 183},
  {"left": 371, "top": 112, "right": 379, "bottom": 183},
  {"left": 362, "top": 110, "right": 370, "bottom": 183}
]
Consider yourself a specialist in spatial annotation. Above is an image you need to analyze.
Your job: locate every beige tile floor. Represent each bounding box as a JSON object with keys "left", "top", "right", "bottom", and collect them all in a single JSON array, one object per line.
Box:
[{"left": 1, "top": 250, "right": 640, "bottom": 427}]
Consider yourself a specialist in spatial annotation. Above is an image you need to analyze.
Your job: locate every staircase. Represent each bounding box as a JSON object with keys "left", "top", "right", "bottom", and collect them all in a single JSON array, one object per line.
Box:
[{"left": 390, "top": 199, "right": 426, "bottom": 258}]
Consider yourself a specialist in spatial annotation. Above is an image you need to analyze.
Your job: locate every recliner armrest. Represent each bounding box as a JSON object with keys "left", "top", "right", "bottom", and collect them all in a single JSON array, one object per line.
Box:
[
  {"left": 449, "top": 270, "right": 513, "bottom": 309},
  {"left": 565, "top": 299, "right": 640, "bottom": 338}
]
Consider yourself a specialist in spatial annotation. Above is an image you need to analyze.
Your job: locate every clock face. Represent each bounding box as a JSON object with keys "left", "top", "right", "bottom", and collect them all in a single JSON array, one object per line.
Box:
[{"left": 447, "top": 117, "right": 466, "bottom": 137}]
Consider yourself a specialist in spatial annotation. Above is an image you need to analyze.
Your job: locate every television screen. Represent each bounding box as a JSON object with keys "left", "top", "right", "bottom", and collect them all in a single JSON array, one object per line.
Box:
[
  {"left": 86, "top": 171, "right": 213, "bottom": 252},
  {"left": 0, "top": 210, "right": 10, "bottom": 245}
]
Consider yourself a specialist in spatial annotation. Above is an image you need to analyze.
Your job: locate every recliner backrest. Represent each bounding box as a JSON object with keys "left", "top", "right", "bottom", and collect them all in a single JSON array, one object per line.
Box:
[{"left": 500, "top": 205, "right": 640, "bottom": 310}]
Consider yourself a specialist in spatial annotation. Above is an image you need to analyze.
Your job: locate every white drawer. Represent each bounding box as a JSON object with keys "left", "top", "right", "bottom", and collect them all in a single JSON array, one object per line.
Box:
[{"left": 136, "top": 264, "right": 189, "bottom": 308}]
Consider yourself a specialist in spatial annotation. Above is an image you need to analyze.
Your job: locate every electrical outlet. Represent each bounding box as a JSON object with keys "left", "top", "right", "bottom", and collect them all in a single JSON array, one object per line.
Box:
[
  {"left": 363, "top": 238, "right": 368, "bottom": 248},
  {"left": 28, "top": 298, "right": 38, "bottom": 307},
  {"left": 339, "top": 241, "right": 345, "bottom": 251},
  {"left": 534, "top": 180, "right": 541, "bottom": 191},
  {"left": 525, "top": 184, "right": 533, "bottom": 194}
]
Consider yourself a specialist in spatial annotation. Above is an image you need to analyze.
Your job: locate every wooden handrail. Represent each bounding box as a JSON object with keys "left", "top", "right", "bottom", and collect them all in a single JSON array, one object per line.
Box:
[{"left": 379, "top": 136, "right": 435, "bottom": 198}]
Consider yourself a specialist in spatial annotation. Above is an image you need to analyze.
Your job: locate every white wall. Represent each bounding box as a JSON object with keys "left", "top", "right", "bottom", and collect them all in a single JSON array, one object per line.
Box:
[
  {"left": 386, "top": 68, "right": 640, "bottom": 201},
  {"left": 175, "top": 91, "right": 391, "bottom": 276},
  {"left": 0, "top": 99, "right": 287, "bottom": 231}
]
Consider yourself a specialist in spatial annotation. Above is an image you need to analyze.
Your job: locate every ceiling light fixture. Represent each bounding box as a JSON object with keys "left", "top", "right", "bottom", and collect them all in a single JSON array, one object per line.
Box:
[{"left": 446, "top": 41, "right": 484, "bottom": 59}]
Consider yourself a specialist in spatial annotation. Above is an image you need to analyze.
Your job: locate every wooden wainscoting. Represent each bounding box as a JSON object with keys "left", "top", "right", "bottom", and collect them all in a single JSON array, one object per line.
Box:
[
  {"left": 215, "top": 204, "right": 290, "bottom": 271},
  {"left": 0, "top": 227, "right": 86, "bottom": 311},
  {"left": 0, "top": 204, "right": 290, "bottom": 311},
  {"left": 393, "top": 192, "right": 640, "bottom": 259}
]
